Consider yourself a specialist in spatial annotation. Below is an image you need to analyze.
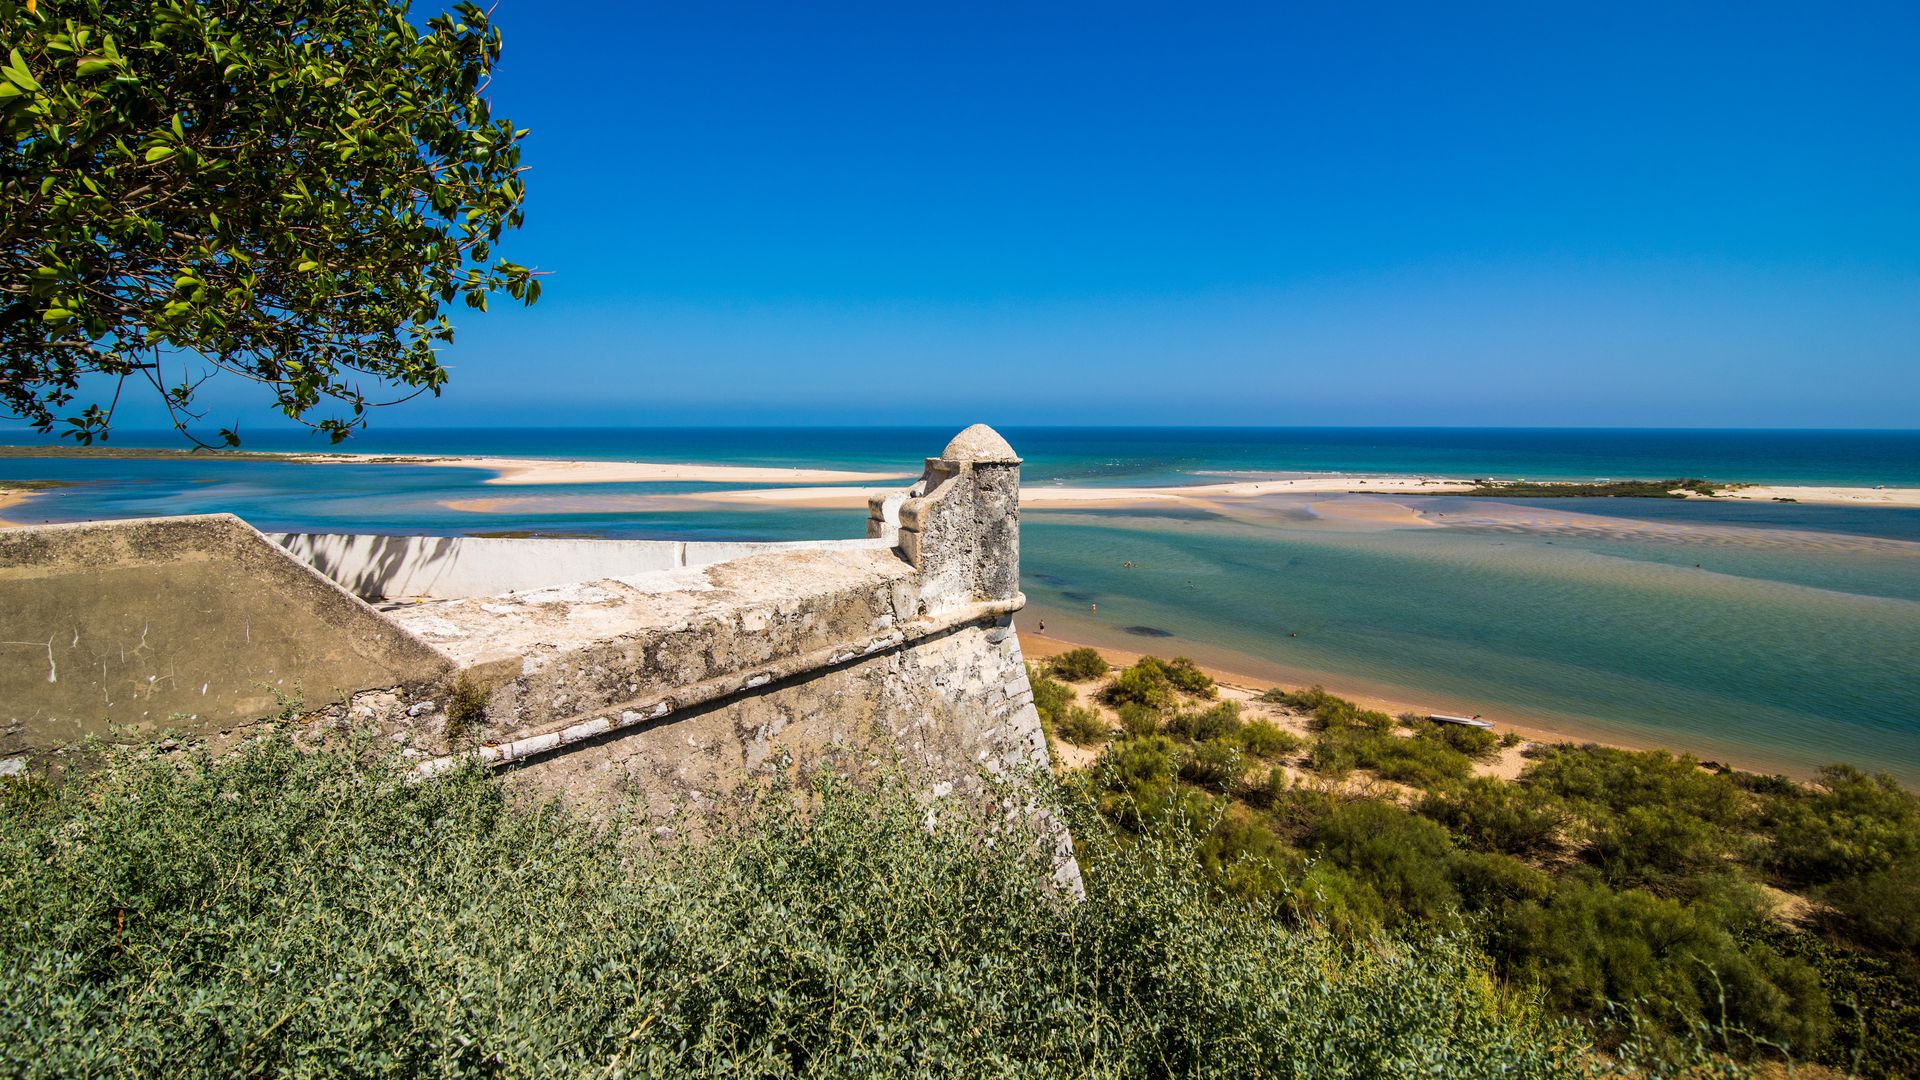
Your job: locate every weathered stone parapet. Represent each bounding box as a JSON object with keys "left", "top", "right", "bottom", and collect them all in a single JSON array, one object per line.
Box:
[{"left": 0, "top": 514, "right": 453, "bottom": 752}]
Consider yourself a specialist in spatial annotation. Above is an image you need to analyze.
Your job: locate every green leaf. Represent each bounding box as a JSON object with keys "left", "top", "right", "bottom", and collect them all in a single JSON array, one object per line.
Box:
[
  {"left": 145, "top": 146, "right": 175, "bottom": 162},
  {"left": 4, "top": 49, "right": 40, "bottom": 91}
]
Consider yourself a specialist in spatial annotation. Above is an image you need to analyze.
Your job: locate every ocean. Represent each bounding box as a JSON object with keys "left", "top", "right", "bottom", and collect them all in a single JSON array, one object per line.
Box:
[{"left": 5, "top": 426, "right": 1917, "bottom": 782}]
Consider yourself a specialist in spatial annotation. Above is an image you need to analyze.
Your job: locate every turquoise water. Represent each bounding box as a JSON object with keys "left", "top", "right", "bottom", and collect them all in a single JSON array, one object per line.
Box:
[
  {"left": 1020, "top": 499, "right": 1920, "bottom": 780},
  {"left": 4, "top": 427, "right": 1916, "bottom": 781},
  {"left": 8, "top": 426, "right": 1919, "bottom": 485}
]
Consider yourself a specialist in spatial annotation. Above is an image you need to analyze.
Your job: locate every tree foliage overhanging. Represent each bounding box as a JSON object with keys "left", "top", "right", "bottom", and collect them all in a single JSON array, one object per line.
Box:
[{"left": 0, "top": 0, "right": 536, "bottom": 445}]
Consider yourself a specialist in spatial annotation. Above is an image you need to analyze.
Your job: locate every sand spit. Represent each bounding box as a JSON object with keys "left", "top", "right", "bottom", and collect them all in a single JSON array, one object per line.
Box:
[
  {"left": 684, "top": 476, "right": 1477, "bottom": 510},
  {"left": 1691, "top": 484, "right": 1920, "bottom": 508},
  {"left": 295, "top": 452, "right": 912, "bottom": 487}
]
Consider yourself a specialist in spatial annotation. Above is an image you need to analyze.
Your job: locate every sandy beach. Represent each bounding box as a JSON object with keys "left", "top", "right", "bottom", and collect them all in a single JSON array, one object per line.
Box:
[
  {"left": 676, "top": 475, "right": 1920, "bottom": 511},
  {"left": 1017, "top": 630, "right": 1793, "bottom": 781},
  {"left": 682, "top": 476, "right": 1477, "bottom": 510},
  {"left": 295, "top": 452, "right": 912, "bottom": 487},
  {"left": 1691, "top": 484, "right": 1920, "bottom": 508},
  {"left": 8, "top": 442, "right": 1915, "bottom": 506},
  {"left": 0, "top": 489, "right": 39, "bottom": 527}
]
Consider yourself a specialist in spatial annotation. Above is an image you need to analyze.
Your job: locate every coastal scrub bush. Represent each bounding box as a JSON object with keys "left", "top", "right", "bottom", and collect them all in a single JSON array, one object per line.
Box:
[
  {"left": 1056, "top": 704, "right": 1108, "bottom": 747},
  {"left": 1028, "top": 664, "right": 1074, "bottom": 744},
  {"left": 1179, "top": 738, "right": 1246, "bottom": 793},
  {"left": 1235, "top": 718, "right": 1304, "bottom": 760},
  {"left": 1262, "top": 685, "right": 1389, "bottom": 732},
  {"left": 1492, "top": 881, "right": 1832, "bottom": 1059},
  {"left": 1048, "top": 647, "right": 1109, "bottom": 681},
  {"left": 1115, "top": 701, "right": 1162, "bottom": 737},
  {"left": 1089, "top": 735, "right": 1183, "bottom": 818},
  {"left": 1352, "top": 732, "right": 1475, "bottom": 789},
  {"left": 1307, "top": 801, "right": 1462, "bottom": 924},
  {"left": 1099, "top": 662, "right": 1177, "bottom": 712},
  {"left": 1818, "top": 860, "right": 1920, "bottom": 959},
  {"left": 1523, "top": 745, "right": 1745, "bottom": 829},
  {"left": 1418, "top": 778, "right": 1570, "bottom": 859},
  {"left": 1761, "top": 764, "right": 1920, "bottom": 886},
  {"left": 1164, "top": 699, "right": 1243, "bottom": 742},
  {"left": 0, "top": 734, "right": 1594, "bottom": 1078},
  {"left": 1771, "top": 928, "right": 1920, "bottom": 1078},
  {"left": 1587, "top": 804, "right": 1732, "bottom": 895},
  {"left": 1160, "top": 656, "right": 1217, "bottom": 697},
  {"left": 1415, "top": 720, "right": 1503, "bottom": 761}
]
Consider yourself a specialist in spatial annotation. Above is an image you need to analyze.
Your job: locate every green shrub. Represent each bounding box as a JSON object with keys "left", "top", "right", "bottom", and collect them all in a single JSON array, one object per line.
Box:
[
  {"left": 1261, "top": 684, "right": 1343, "bottom": 711},
  {"left": 1029, "top": 665, "right": 1075, "bottom": 744},
  {"left": 1769, "top": 927, "right": 1920, "bottom": 1077},
  {"left": 1114, "top": 701, "right": 1161, "bottom": 737},
  {"left": 1099, "top": 663, "right": 1177, "bottom": 712},
  {"left": 1056, "top": 705, "right": 1108, "bottom": 747},
  {"left": 1308, "top": 734, "right": 1359, "bottom": 778},
  {"left": 1523, "top": 745, "right": 1745, "bottom": 828},
  {"left": 1160, "top": 656, "right": 1217, "bottom": 697},
  {"left": 1818, "top": 859, "right": 1920, "bottom": 959},
  {"left": 1306, "top": 801, "right": 1462, "bottom": 924},
  {"left": 1415, "top": 720, "right": 1502, "bottom": 761},
  {"left": 1180, "top": 738, "right": 1246, "bottom": 793},
  {"left": 1261, "top": 685, "right": 1387, "bottom": 733},
  {"left": 1164, "top": 700, "right": 1242, "bottom": 742},
  {"left": 1493, "top": 881, "right": 1832, "bottom": 1058},
  {"left": 1244, "top": 765, "right": 1290, "bottom": 808},
  {"left": 1352, "top": 732, "right": 1474, "bottom": 789},
  {"left": 1763, "top": 765, "right": 1920, "bottom": 887},
  {"left": 1047, "top": 647, "right": 1110, "bottom": 681},
  {"left": 1091, "top": 735, "right": 1183, "bottom": 813},
  {"left": 1235, "top": 719, "right": 1304, "bottom": 760},
  {"left": 0, "top": 735, "right": 1587, "bottom": 1078},
  {"left": 1587, "top": 804, "right": 1731, "bottom": 895},
  {"left": 1293, "top": 862, "right": 1393, "bottom": 937},
  {"left": 1418, "top": 778, "right": 1570, "bottom": 859},
  {"left": 1453, "top": 851, "right": 1554, "bottom": 909}
]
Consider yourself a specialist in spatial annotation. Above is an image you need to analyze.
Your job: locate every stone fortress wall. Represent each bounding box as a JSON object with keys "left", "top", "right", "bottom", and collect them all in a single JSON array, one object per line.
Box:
[{"left": 0, "top": 427, "right": 1070, "bottom": 883}]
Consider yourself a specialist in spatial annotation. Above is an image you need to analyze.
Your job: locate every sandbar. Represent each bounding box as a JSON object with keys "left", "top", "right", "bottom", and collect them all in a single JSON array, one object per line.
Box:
[
  {"left": 1689, "top": 484, "right": 1920, "bottom": 508},
  {"left": 681, "top": 476, "right": 1475, "bottom": 510},
  {"left": 294, "top": 452, "right": 912, "bottom": 487}
]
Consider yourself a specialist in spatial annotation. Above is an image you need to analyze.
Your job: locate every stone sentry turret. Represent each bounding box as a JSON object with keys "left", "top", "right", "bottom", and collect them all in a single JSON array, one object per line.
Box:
[
  {"left": 879, "top": 423, "right": 1023, "bottom": 611},
  {"left": 1, "top": 426, "right": 1072, "bottom": 889}
]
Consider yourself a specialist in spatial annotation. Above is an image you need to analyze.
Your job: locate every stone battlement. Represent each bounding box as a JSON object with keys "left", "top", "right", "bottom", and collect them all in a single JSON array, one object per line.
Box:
[{"left": 0, "top": 426, "right": 1069, "bottom": 884}]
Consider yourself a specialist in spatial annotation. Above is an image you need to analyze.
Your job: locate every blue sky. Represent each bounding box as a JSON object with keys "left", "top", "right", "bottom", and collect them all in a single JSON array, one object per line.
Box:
[{"left": 156, "top": 2, "right": 1920, "bottom": 428}]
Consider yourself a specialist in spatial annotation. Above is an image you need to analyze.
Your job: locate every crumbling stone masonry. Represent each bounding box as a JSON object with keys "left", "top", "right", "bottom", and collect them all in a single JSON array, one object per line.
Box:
[{"left": 0, "top": 426, "right": 1073, "bottom": 885}]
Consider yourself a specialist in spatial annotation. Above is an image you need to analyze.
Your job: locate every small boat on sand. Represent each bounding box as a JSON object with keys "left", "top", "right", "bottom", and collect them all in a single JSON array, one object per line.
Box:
[{"left": 1428, "top": 713, "right": 1494, "bottom": 729}]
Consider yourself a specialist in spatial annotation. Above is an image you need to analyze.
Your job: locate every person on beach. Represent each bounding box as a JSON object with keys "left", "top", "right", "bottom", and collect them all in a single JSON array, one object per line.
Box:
[{"left": 1037, "top": 620, "right": 1045, "bottom": 633}]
